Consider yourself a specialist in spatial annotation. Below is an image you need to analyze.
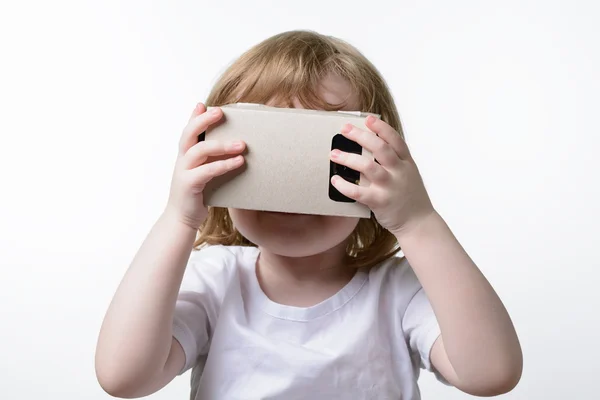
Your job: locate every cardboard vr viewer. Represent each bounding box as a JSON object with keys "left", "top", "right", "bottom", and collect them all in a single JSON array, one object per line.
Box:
[{"left": 201, "top": 103, "right": 378, "bottom": 218}]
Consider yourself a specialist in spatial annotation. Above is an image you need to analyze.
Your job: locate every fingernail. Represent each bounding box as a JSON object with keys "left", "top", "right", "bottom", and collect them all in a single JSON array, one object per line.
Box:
[
  {"left": 366, "top": 115, "right": 376, "bottom": 124},
  {"left": 231, "top": 141, "right": 244, "bottom": 149},
  {"left": 341, "top": 124, "right": 353, "bottom": 134},
  {"left": 210, "top": 108, "right": 220, "bottom": 115},
  {"left": 331, "top": 149, "right": 341, "bottom": 158}
]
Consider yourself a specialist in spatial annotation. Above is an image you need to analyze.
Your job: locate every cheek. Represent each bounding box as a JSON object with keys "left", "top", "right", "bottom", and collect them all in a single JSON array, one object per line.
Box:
[
  {"left": 228, "top": 209, "right": 256, "bottom": 235},
  {"left": 326, "top": 217, "right": 360, "bottom": 240}
]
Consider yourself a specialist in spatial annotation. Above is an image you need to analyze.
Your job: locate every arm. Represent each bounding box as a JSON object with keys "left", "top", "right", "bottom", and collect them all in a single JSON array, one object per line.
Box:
[
  {"left": 396, "top": 211, "right": 523, "bottom": 396},
  {"left": 95, "top": 211, "right": 195, "bottom": 398},
  {"left": 95, "top": 103, "right": 246, "bottom": 398},
  {"left": 329, "top": 116, "right": 522, "bottom": 396}
]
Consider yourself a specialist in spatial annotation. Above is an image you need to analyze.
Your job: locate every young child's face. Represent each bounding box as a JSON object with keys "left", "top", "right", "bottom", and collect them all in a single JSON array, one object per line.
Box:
[{"left": 229, "top": 74, "right": 362, "bottom": 258}]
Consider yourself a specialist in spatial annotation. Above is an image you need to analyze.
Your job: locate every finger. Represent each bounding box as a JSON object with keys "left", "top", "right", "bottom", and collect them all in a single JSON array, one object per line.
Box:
[
  {"left": 341, "top": 123, "right": 400, "bottom": 168},
  {"left": 330, "top": 149, "right": 389, "bottom": 183},
  {"left": 330, "top": 175, "right": 373, "bottom": 206},
  {"left": 183, "top": 139, "right": 246, "bottom": 170},
  {"left": 189, "top": 102, "right": 206, "bottom": 122},
  {"left": 187, "top": 155, "right": 245, "bottom": 186},
  {"left": 179, "top": 107, "right": 223, "bottom": 155},
  {"left": 365, "top": 116, "right": 411, "bottom": 159}
]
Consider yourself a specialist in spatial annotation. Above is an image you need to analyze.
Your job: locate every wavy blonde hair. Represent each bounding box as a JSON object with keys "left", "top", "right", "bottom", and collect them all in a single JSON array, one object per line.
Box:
[{"left": 194, "top": 30, "right": 404, "bottom": 269}]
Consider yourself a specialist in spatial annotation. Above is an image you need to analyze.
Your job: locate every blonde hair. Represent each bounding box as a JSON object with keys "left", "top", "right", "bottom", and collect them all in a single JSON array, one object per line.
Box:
[{"left": 194, "top": 30, "right": 404, "bottom": 269}]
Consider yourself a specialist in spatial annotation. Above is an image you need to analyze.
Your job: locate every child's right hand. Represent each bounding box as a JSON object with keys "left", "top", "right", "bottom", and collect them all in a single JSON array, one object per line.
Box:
[{"left": 165, "top": 103, "right": 246, "bottom": 229}]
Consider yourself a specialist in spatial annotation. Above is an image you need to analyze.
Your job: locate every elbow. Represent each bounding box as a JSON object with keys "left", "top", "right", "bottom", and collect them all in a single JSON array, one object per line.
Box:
[
  {"left": 96, "top": 368, "right": 135, "bottom": 399},
  {"left": 97, "top": 378, "right": 125, "bottom": 399},
  {"left": 96, "top": 373, "right": 124, "bottom": 398},
  {"left": 489, "top": 347, "right": 524, "bottom": 396},
  {"left": 474, "top": 369, "right": 522, "bottom": 397},
  {"left": 95, "top": 357, "right": 144, "bottom": 399},
  {"left": 459, "top": 358, "right": 523, "bottom": 397},
  {"left": 498, "top": 359, "right": 523, "bottom": 394}
]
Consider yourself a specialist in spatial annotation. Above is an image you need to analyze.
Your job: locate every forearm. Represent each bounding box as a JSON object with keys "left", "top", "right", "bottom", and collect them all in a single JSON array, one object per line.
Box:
[
  {"left": 95, "top": 209, "right": 196, "bottom": 391},
  {"left": 396, "top": 211, "right": 522, "bottom": 387}
]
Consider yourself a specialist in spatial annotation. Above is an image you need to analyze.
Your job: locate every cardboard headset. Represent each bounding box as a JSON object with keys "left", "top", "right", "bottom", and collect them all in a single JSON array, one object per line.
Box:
[{"left": 199, "top": 103, "right": 378, "bottom": 218}]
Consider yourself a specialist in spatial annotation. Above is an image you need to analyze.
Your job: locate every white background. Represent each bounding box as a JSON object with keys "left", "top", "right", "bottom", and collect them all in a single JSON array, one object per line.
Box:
[{"left": 1, "top": 0, "right": 598, "bottom": 399}]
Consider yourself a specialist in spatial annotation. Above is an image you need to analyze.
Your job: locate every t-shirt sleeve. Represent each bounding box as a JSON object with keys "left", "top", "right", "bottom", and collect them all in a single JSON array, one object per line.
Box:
[
  {"left": 402, "top": 287, "right": 442, "bottom": 372},
  {"left": 399, "top": 263, "right": 449, "bottom": 385},
  {"left": 172, "top": 245, "right": 236, "bottom": 374}
]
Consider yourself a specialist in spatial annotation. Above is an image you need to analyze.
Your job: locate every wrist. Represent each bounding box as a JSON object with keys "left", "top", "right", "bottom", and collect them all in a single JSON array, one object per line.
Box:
[
  {"left": 161, "top": 206, "right": 202, "bottom": 235},
  {"left": 393, "top": 209, "right": 443, "bottom": 245}
]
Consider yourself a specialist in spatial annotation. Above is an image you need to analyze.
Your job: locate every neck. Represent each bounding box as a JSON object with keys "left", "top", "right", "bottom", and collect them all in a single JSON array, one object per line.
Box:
[
  {"left": 255, "top": 241, "right": 357, "bottom": 307},
  {"left": 257, "top": 242, "right": 349, "bottom": 282}
]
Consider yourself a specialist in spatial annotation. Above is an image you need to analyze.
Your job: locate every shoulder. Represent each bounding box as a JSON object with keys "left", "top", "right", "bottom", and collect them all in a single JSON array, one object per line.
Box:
[
  {"left": 366, "top": 255, "right": 424, "bottom": 305},
  {"left": 181, "top": 245, "right": 258, "bottom": 290},
  {"left": 367, "top": 255, "right": 419, "bottom": 286}
]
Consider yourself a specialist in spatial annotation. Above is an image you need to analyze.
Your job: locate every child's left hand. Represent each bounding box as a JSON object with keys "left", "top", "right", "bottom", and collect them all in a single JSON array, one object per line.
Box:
[{"left": 330, "top": 116, "right": 435, "bottom": 237}]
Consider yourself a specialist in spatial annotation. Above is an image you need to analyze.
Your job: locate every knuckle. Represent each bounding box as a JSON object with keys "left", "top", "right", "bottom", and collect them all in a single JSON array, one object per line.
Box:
[
  {"left": 379, "top": 169, "right": 392, "bottom": 183},
  {"left": 187, "top": 141, "right": 201, "bottom": 155},
  {"left": 189, "top": 140, "right": 215, "bottom": 159},
  {"left": 185, "top": 145, "right": 202, "bottom": 164},
  {"left": 364, "top": 159, "right": 378, "bottom": 175},
  {"left": 212, "top": 159, "right": 229, "bottom": 174},
  {"left": 218, "top": 159, "right": 230, "bottom": 170},
  {"left": 373, "top": 140, "right": 386, "bottom": 154},
  {"left": 379, "top": 194, "right": 391, "bottom": 209},
  {"left": 206, "top": 160, "right": 221, "bottom": 175},
  {"left": 356, "top": 130, "right": 367, "bottom": 142},
  {"left": 181, "top": 123, "right": 196, "bottom": 141},
  {"left": 184, "top": 113, "right": 211, "bottom": 136}
]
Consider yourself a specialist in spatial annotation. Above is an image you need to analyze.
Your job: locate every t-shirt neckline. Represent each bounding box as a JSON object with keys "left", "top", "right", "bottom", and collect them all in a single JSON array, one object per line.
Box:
[{"left": 244, "top": 247, "right": 368, "bottom": 322}]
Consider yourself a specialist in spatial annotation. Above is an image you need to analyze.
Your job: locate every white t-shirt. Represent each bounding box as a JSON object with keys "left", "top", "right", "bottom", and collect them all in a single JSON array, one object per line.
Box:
[{"left": 172, "top": 245, "right": 446, "bottom": 400}]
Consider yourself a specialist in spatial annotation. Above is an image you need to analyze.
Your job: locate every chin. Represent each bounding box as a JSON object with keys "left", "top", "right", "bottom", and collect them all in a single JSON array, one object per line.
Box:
[{"left": 228, "top": 209, "right": 359, "bottom": 258}]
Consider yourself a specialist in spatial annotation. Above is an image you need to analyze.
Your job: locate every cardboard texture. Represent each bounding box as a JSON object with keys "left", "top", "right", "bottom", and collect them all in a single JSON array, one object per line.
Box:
[{"left": 202, "top": 103, "right": 378, "bottom": 218}]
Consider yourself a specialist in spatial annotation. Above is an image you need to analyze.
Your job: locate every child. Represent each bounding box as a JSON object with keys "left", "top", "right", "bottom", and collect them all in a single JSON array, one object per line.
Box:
[{"left": 95, "top": 30, "right": 523, "bottom": 399}]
